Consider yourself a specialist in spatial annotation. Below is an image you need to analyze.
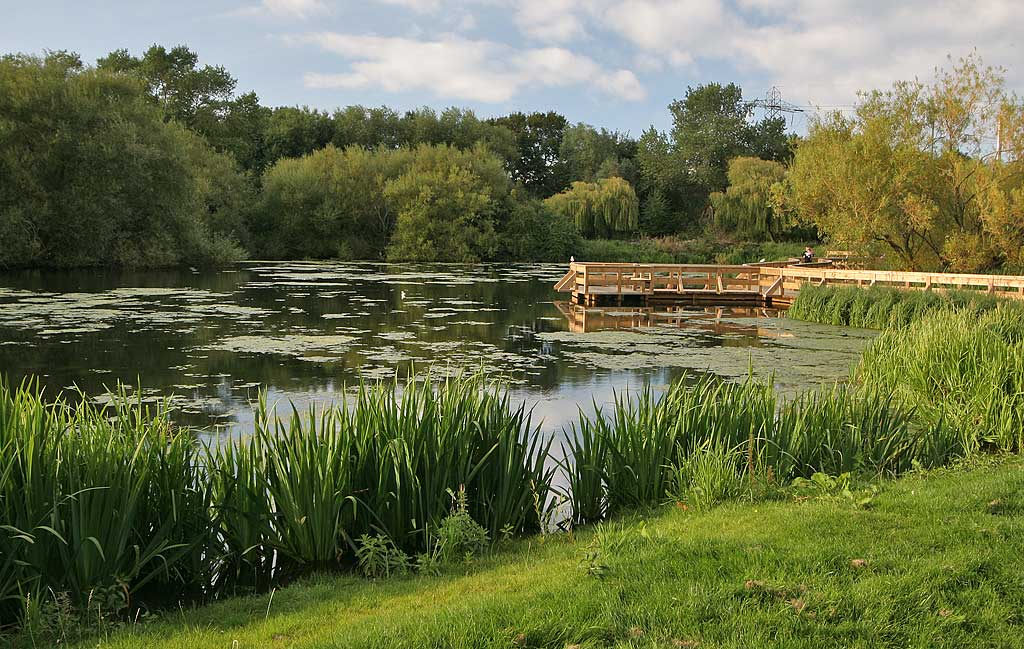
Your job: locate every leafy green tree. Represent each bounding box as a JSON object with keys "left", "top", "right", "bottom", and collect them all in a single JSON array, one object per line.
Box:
[
  {"left": 332, "top": 105, "right": 404, "bottom": 149},
  {"left": 97, "top": 45, "right": 271, "bottom": 173},
  {"left": 560, "top": 123, "right": 638, "bottom": 186},
  {"left": 255, "top": 145, "right": 413, "bottom": 259},
  {"left": 789, "top": 53, "right": 1024, "bottom": 271},
  {"left": 488, "top": 111, "right": 569, "bottom": 197},
  {"left": 494, "top": 194, "right": 580, "bottom": 262},
  {"left": 668, "top": 83, "right": 756, "bottom": 192},
  {"left": 0, "top": 52, "right": 246, "bottom": 268},
  {"left": 264, "top": 106, "right": 334, "bottom": 165},
  {"left": 639, "top": 190, "right": 677, "bottom": 237},
  {"left": 636, "top": 127, "right": 703, "bottom": 233},
  {"left": 203, "top": 91, "right": 270, "bottom": 174},
  {"left": 544, "top": 177, "right": 639, "bottom": 239},
  {"left": 256, "top": 144, "right": 514, "bottom": 262},
  {"left": 385, "top": 145, "right": 510, "bottom": 262},
  {"left": 638, "top": 83, "right": 792, "bottom": 231},
  {"left": 708, "top": 157, "right": 797, "bottom": 240},
  {"left": 97, "top": 45, "right": 236, "bottom": 128}
]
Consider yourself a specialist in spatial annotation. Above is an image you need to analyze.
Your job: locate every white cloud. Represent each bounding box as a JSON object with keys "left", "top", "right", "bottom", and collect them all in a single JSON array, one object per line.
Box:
[
  {"left": 580, "top": 0, "right": 1022, "bottom": 107},
  {"left": 294, "top": 32, "right": 646, "bottom": 102},
  {"left": 596, "top": 69, "right": 646, "bottom": 101},
  {"left": 726, "top": 0, "right": 1023, "bottom": 107},
  {"left": 456, "top": 13, "right": 477, "bottom": 31},
  {"left": 375, "top": 0, "right": 442, "bottom": 12},
  {"left": 515, "top": 0, "right": 587, "bottom": 43},
  {"left": 260, "top": 0, "right": 329, "bottom": 18},
  {"left": 265, "top": 0, "right": 1020, "bottom": 114}
]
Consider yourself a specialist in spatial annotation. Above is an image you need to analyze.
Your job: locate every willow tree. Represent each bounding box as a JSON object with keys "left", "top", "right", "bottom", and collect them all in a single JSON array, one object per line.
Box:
[
  {"left": 789, "top": 53, "right": 1024, "bottom": 272},
  {"left": 544, "top": 177, "right": 639, "bottom": 238},
  {"left": 708, "top": 157, "right": 792, "bottom": 240}
]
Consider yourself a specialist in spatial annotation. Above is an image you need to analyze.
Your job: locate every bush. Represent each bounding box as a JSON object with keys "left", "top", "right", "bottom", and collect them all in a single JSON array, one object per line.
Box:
[{"left": 495, "top": 198, "right": 580, "bottom": 262}]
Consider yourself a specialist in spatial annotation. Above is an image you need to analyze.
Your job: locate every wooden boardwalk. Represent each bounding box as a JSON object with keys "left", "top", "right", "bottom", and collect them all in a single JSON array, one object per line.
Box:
[{"left": 554, "top": 261, "right": 1024, "bottom": 308}]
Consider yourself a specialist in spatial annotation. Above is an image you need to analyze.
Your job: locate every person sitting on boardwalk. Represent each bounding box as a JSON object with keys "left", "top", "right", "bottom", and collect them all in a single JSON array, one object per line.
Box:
[{"left": 802, "top": 247, "right": 814, "bottom": 263}]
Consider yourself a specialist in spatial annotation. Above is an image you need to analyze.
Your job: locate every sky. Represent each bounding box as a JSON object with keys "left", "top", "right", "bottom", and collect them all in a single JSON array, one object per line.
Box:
[{"left": 2, "top": 0, "right": 1021, "bottom": 134}]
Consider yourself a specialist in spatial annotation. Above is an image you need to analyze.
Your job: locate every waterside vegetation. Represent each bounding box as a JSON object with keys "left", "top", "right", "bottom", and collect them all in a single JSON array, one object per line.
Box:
[
  {"left": 0, "top": 47, "right": 797, "bottom": 269},
  {"left": 5, "top": 297, "right": 1024, "bottom": 640},
  {"left": 0, "top": 374, "right": 551, "bottom": 632},
  {"left": 787, "top": 283, "right": 1017, "bottom": 329}
]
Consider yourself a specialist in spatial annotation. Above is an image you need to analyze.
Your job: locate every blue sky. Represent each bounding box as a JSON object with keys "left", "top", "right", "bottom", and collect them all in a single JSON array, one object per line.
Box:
[{"left": 2, "top": 0, "right": 1020, "bottom": 134}]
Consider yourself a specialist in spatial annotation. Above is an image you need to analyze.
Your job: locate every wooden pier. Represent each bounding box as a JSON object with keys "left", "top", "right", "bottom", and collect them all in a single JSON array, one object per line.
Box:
[{"left": 554, "top": 261, "right": 1024, "bottom": 308}]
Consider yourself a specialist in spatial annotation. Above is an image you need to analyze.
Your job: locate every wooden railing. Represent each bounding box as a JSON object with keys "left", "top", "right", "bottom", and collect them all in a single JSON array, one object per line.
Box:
[
  {"left": 561, "top": 262, "right": 764, "bottom": 297},
  {"left": 758, "top": 266, "right": 1024, "bottom": 299},
  {"left": 555, "top": 261, "right": 1024, "bottom": 303}
]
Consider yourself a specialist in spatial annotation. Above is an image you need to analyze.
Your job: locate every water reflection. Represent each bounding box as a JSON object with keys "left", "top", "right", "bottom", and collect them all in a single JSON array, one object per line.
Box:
[{"left": 0, "top": 262, "right": 875, "bottom": 437}]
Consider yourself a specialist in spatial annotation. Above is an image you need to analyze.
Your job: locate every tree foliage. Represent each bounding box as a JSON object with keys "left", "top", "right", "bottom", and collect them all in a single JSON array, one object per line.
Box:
[
  {"left": 709, "top": 157, "right": 800, "bottom": 240},
  {"left": 488, "top": 111, "right": 569, "bottom": 197},
  {"left": 96, "top": 45, "right": 269, "bottom": 172},
  {"left": 254, "top": 145, "right": 411, "bottom": 259},
  {"left": 544, "top": 177, "right": 639, "bottom": 238},
  {"left": 0, "top": 52, "right": 247, "bottom": 268},
  {"left": 1, "top": 43, "right": 817, "bottom": 269},
  {"left": 560, "top": 123, "right": 638, "bottom": 187},
  {"left": 256, "top": 144, "right": 534, "bottom": 262},
  {"left": 385, "top": 145, "right": 509, "bottom": 262},
  {"left": 789, "top": 53, "right": 1024, "bottom": 271},
  {"left": 637, "top": 83, "right": 791, "bottom": 231}
]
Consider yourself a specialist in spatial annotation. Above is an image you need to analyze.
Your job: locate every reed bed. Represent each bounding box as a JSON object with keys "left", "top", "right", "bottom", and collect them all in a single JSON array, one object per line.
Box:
[
  {"left": 787, "top": 284, "right": 1014, "bottom": 329},
  {"left": 562, "top": 376, "right": 955, "bottom": 524},
  {"left": 857, "top": 307, "right": 1024, "bottom": 453},
  {"left": 0, "top": 373, "right": 552, "bottom": 628}
]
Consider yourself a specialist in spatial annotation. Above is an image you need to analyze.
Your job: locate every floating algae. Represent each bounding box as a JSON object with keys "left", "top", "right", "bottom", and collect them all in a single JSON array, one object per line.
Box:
[
  {"left": 377, "top": 331, "right": 416, "bottom": 341},
  {"left": 0, "top": 261, "right": 875, "bottom": 435},
  {"left": 204, "top": 335, "right": 358, "bottom": 358}
]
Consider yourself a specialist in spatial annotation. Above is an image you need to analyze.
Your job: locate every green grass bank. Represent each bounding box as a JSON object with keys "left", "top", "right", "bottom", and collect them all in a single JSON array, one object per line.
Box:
[{"left": 59, "top": 458, "right": 1024, "bottom": 649}]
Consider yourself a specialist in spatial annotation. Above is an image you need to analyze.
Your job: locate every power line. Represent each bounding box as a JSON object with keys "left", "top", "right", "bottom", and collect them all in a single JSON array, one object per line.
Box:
[{"left": 750, "top": 86, "right": 805, "bottom": 123}]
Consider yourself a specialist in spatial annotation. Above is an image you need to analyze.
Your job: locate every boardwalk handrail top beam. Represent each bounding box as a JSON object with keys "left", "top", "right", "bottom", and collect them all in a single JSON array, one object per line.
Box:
[
  {"left": 759, "top": 266, "right": 1024, "bottom": 290},
  {"left": 569, "top": 262, "right": 756, "bottom": 273}
]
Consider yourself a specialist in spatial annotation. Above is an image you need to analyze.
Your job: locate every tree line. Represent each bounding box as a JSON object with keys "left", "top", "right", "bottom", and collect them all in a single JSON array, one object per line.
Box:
[
  {"left": 0, "top": 45, "right": 798, "bottom": 268},
  {"left": 3, "top": 45, "right": 1016, "bottom": 271}
]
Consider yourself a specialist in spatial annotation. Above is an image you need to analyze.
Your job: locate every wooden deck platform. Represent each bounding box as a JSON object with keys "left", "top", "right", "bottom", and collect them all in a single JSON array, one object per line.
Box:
[{"left": 553, "top": 261, "right": 1024, "bottom": 308}]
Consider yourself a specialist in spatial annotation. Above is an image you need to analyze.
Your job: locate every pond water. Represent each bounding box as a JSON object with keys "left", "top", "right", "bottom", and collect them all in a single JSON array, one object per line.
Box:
[{"left": 0, "top": 262, "right": 876, "bottom": 437}]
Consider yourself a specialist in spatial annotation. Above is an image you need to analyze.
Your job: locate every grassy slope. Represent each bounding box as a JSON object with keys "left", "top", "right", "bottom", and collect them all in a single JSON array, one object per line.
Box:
[{"left": 73, "top": 459, "right": 1024, "bottom": 649}]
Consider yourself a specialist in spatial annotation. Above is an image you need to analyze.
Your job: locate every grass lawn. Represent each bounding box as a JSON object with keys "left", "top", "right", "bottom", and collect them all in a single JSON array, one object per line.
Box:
[{"left": 66, "top": 458, "right": 1024, "bottom": 649}]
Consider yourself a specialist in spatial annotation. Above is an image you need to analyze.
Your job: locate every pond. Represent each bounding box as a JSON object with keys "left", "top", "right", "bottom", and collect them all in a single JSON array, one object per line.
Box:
[{"left": 0, "top": 262, "right": 875, "bottom": 437}]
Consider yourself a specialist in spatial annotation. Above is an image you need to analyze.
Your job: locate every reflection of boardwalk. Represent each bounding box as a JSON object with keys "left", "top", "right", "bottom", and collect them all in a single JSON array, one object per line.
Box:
[
  {"left": 553, "top": 301, "right": 782, "bottom": 335},
  {"left": 554, "top": 262, "right": 1024, "bottom": 308}
]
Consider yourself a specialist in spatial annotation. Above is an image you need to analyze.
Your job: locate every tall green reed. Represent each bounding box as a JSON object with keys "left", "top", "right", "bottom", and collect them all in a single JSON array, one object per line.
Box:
[
  {"left": 788, "top": 284, "right": 1019, "bottom": 329},
  {"left": 564, "top": 374, "right": 949, "bottom": 524},
  {"left": 0, "top": 371, "right": 554, "bottom": 627},
  {"left": 857, "top": 307, "right": 1024, "bottom": 453},
  {"left": 0, "top": 378, "right": 209, "bottom": 627}
]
